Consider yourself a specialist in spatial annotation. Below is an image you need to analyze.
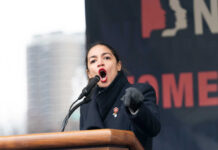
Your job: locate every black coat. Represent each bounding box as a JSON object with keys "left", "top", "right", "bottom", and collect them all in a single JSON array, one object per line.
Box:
[{"left": 80, "top": 71, "right": 161, "bottom": 150}]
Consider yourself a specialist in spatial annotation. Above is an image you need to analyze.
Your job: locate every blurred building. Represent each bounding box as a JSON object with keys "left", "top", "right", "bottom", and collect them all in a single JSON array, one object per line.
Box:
[{"left": 27, "top": 32, "right": 86, "bottom": 133}]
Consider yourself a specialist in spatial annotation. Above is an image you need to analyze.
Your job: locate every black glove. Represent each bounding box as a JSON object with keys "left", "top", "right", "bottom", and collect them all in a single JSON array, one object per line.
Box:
[{"left": 121, "top": 87, "right": 144, "bottom": 112}]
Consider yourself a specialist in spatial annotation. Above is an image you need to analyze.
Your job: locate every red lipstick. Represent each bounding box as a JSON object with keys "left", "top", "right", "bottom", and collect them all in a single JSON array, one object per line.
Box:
[{"left": 98, "top": 68, "right": 107, "bottom": 82}]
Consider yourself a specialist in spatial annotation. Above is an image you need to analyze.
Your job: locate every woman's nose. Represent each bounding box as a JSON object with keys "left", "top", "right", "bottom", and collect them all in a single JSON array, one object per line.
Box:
[
  {"left": 97, "top": 63, "right": 104, "bottom": 67},
  {"left": 97, "top": 60, "right": 104, "bottom": 67}
]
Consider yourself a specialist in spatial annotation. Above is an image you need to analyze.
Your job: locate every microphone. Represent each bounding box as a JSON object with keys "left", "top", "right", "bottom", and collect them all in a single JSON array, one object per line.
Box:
[{"left": 78, "top": 75, "right": 100, "bottom": 99}]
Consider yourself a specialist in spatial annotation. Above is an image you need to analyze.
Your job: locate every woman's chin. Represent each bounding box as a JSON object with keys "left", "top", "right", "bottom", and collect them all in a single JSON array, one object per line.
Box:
[{"left": 98, "top": 81, "right": 110, "bottom": 88}]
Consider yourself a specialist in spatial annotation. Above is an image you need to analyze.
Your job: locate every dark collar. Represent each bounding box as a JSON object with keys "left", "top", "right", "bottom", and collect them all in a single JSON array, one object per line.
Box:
[{"left": 94, "top": 71, "right": 129, "bottom": 120}]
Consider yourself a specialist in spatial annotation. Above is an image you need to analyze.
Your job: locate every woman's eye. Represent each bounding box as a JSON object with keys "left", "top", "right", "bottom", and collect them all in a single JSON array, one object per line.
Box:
[
  {"left": 90, "top": 59, "right": 96, "bottom": 64},
  {"left": 104, "top": 56, "right": 111, "bottom": 60}
]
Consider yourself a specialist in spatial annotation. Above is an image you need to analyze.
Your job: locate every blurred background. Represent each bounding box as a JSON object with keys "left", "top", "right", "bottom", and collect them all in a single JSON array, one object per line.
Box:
[{"left": 0, "top": 0, "right": 86, "bottom": 135}]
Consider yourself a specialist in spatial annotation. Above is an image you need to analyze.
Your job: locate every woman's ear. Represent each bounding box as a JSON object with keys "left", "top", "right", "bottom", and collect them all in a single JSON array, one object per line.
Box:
[{"left": 117, "top": 61, "right": 122, "bottom": 71}]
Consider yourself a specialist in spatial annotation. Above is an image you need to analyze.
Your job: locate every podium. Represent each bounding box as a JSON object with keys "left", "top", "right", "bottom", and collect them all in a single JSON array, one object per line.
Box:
[{"left": 0, "top": 129, "right": 144, "bottom": 150}]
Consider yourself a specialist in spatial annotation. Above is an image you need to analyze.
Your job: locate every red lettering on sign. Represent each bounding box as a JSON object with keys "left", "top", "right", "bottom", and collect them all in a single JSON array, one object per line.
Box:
[
  {"left": 127, "top": 76, "right": 135, "bottom": 84},
  {"left": 162, "top": 73, "right": 194, "bottom": 109},
  {"left": 198, "top": 71, "right": 218, "bottom": 106}
]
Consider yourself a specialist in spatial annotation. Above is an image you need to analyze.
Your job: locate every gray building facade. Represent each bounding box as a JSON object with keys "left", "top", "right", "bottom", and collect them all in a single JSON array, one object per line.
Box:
[{"left": 27, "top": 32, "right": 86, "bottom": 133}]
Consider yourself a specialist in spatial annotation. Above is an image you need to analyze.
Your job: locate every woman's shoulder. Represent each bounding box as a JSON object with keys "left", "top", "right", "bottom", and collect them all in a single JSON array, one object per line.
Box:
[{"left": 131, "top": 82, "right": 154, "bottom": 93}]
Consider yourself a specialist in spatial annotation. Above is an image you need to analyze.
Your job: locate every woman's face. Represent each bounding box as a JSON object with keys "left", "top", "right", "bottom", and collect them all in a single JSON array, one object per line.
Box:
[{"left": 87, "top": 44, "right": 121, "bottom": 88}]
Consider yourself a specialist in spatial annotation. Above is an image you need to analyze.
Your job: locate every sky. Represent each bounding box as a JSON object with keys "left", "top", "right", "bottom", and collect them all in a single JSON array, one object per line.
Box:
[{"left": 0, "top": 0, "right": 85, "bottom": 135}]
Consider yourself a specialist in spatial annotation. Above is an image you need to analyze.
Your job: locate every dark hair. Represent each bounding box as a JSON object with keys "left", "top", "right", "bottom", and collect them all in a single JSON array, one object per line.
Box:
[{"left": 85, "top": 42, "right": 120, "bottom": 69}]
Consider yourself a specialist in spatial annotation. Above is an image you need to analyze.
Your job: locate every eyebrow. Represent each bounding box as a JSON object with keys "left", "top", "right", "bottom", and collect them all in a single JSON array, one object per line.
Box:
[
  {"left": 102, "top": 52, "right": 112, "bottom": 56},
  {"left": 88, "top": 52, "right": 112, "bottom": 60}
]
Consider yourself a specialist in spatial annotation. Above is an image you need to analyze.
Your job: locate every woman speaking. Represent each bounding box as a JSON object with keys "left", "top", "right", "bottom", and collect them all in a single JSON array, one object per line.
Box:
[{"left": 80, "top": 42, "right": 161, "bottom": 150}]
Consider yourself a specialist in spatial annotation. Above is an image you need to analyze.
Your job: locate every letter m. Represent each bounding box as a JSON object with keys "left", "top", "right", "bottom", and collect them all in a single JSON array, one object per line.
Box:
[{"left": 162, "top": 73, "right": 194, "bottom": 109}]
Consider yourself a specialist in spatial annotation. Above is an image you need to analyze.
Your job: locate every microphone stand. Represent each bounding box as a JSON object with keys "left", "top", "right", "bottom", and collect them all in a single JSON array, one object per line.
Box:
[
  {"left": 61, "top": 97, "right": 90, "bottom": 132},
  {"left": 61, "top": 76, "right": 99, "bottom": 132}
]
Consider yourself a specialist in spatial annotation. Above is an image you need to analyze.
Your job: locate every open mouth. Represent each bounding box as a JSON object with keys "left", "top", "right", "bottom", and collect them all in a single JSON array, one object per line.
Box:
[{"left": 98, "top": 68, "right": 107, "bottom": 82}]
